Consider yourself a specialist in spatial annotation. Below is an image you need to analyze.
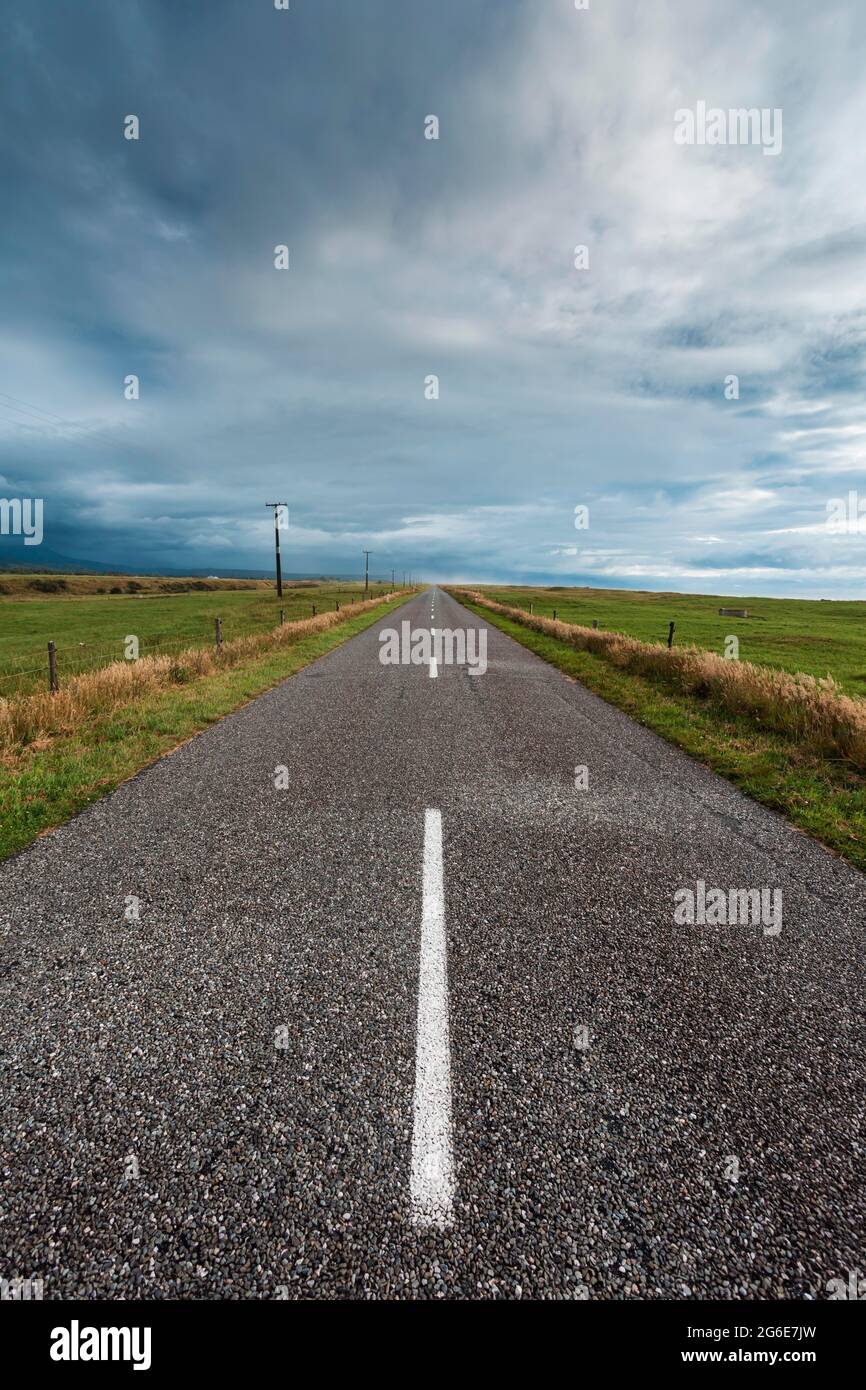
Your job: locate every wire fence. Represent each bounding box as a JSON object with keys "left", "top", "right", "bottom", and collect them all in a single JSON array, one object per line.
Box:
[
  {"left": 0, "top": 631, "right": 255, "bottom": 696},
  {"left": 0, "top": 591, "right": 394, "bottom": 698},
  {"left": 0, "top": 636, "right": 205, "bottom": 693}
]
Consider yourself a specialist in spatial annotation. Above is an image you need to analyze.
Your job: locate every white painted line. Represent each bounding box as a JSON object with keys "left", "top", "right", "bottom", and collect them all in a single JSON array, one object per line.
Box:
[
  {"left": 410, "top": 809, "right": 455, "bottom": 1228},
  {"left": 429, "top": 657, "right": 438, "bottom": 678}
]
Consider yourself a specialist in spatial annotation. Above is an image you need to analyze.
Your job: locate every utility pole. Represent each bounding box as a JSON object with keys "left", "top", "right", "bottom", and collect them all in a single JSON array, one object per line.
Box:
[
  {"left": 363, "top": 549, "right": 372, "bottom": 595},
  {"left": 265, "top": 503, "right": 287, "bottom": 598},
  {"left": 392, "top": 567, "right": 395, "bottom": 586}
]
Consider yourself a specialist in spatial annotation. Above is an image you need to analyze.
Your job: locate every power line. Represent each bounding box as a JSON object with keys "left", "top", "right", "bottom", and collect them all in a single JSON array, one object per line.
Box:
[{"left": 0, "top": 390, "right": 69, "bottom": 425}]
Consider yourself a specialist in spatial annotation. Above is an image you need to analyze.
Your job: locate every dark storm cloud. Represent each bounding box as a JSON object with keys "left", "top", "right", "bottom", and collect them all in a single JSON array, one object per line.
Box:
[{"left": 1, "top": 0, "right": 866, "bottom": 593}]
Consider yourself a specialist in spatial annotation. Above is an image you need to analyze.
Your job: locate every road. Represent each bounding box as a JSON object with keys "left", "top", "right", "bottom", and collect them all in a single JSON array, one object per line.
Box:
[{"left": 0, "top": 587, "right": 863, "bottom": 1300}]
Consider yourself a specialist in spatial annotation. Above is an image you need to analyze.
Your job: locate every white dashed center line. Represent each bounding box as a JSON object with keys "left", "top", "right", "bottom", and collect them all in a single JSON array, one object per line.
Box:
[{"left": 410, "top": 808, "right": 455, "bottom": 1228}]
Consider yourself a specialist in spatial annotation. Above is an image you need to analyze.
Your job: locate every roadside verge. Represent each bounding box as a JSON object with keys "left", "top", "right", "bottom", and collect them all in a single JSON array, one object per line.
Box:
[
  {"left": 449, "top": 588, "right": 866, "bottom": 872},
  {"left": 0, "top": 592, "right": 410, "bottom": 860}
]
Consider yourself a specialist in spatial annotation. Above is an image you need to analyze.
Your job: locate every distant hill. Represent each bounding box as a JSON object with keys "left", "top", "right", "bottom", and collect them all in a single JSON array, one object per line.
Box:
[
  {"left": 0, "top": 542, "right": 119, "bottom": 574},
  {"left": 0, "top": 541, "right": 355, "bottom": 581}
]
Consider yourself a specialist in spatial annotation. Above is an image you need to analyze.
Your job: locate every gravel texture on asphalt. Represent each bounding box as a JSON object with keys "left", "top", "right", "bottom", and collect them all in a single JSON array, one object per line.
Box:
[{"left": 0, "top": 588, "right": 863, "bottom": 1300}]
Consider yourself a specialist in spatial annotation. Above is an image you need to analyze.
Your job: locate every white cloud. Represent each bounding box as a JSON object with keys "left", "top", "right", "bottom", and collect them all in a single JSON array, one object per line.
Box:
[{"left": 3, "top": 0, "right": 866, "bottom": 595}]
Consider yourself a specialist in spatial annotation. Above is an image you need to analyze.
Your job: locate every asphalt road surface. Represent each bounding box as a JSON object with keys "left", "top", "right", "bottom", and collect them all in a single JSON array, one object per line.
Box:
[{"left": 1, "top": 588, "right": 863, "bottom": 1300}]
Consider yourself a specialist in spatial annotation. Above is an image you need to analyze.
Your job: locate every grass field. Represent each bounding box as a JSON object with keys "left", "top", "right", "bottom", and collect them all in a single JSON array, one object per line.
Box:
[
  {"left": 0, "top": 576, "right": 393, "bottom": 696},
  {"left": 455, "top": 589, "right": 866, "bottom": 872},
  {"left": 0, "top": 571, "right": 272, "bottom": 597},
  {"left": 478, "top": 585, "right": 866, "bottom": 697}
]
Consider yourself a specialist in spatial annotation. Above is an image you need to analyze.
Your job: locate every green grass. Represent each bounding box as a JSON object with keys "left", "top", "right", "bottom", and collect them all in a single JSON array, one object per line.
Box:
[
  {"left": 0, "top": 580, "right": 391, "bottom": 695},
  {"left": 478, "top": 584, "right": 866, "bottom": 697},
  {"left": 459, "top": 597, "right": 866, "bottom": 873},
  {"left": 0, "top": 596, "right": 406, "bottom": 861}
]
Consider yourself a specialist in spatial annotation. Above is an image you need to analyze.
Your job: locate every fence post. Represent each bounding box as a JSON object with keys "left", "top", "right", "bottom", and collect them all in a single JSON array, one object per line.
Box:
[
  {"left": 553, "top": 609, "right": 557, "bottom": 621},
  {"left": 312, "top": 604, "right": 317, "bottom": 616},
  {"left": 48, "top": 641, "right": 58, "bottom": 694},
  {"left": 667, "top": 621, "right": 675, "bottom": 649},
  {"left": 215, "top": 617, "right": 222, "bottom": 652},
  {"left": 592, "top": 619, "right": 598, "bottom": 630},
  {"left": 279, "top": 607, "right": 284, "bottom": 625},
  {"left": 336, "top": 600, "right": 340, "bottom": 612},
  {"left": 529, "top": 602, "right": 533, "bottom": 614}
]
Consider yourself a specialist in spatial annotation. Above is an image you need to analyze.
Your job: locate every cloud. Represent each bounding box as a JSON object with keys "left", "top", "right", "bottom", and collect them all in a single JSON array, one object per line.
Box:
[{"left": 0, "top": 0, "right": 865, "bottom": 595}]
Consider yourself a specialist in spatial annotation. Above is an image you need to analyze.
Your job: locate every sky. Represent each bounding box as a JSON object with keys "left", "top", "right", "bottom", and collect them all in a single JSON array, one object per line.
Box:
[{"left": 1, "top": 0, "right": 866, "bottom": 595}]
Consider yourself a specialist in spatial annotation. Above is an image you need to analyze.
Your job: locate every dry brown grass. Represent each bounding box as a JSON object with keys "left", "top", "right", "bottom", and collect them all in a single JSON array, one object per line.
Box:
[
  {"left": 0, "top": 572, "right": 276, "bottom": 599},
  {"left": 454, "top": 589, "right": 866, "bottom": 771},
  {"left": 0, "top": 592, "right": 403, "bottom": 757}
]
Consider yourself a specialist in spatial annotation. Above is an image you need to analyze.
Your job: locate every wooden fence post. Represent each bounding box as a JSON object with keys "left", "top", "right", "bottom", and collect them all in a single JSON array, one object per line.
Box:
[
  {"left": 48, "top": 641, "right": 58, "bottom": 694},
  {"left": 592, "top": 619, "right": 598, "bottom": 630},
  {"left": 312, "top": 604, "right": 317, "bottom": 616},
  {"left": 667, "top": 621, "right": 675, "bottom": 649},
  {"left": 279, "top": 607, "right": 284, "bottom": 625},
  {"left": 215, "top": 617, "right": 222, "bottom": 651}
]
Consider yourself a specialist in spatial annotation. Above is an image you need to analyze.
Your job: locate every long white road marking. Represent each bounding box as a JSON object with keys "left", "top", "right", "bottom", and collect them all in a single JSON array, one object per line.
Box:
[{"left": 410, "top": 808, "right": 455, "bottom": 1227}]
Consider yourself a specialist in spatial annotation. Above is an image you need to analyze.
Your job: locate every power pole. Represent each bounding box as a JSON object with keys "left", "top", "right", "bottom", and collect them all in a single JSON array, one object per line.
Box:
[
  {"left": 363, "top": 549, "right": 372, "bottom": 595},
  {"left": 265, "top": 503, "right": 287, "bottom": 598},
  {"left": 392, "top": 567, "right": 395, "bottom": 586}
]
